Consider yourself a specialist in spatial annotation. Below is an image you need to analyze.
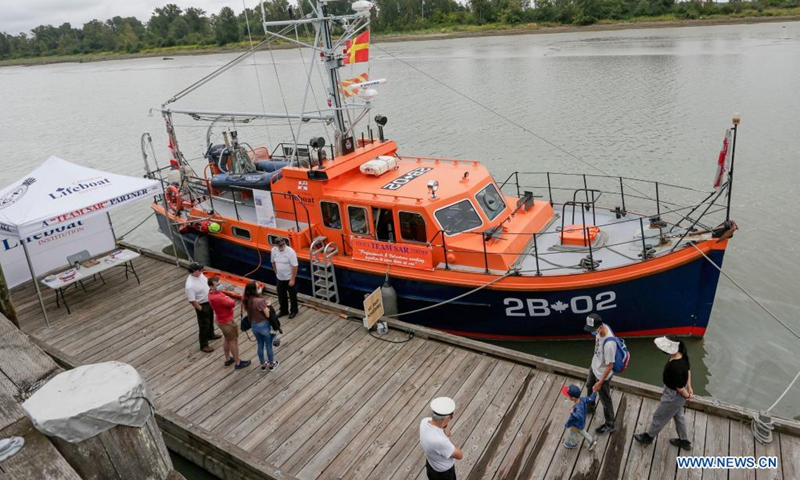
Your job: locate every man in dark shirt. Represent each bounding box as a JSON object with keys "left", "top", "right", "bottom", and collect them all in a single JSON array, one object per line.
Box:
[{"left": 634, "top": 336, "right": 693, "bottom": 449}]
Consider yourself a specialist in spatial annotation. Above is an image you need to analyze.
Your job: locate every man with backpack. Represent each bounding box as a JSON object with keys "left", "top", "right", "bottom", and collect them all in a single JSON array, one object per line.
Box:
[{"left": 584, "top": 313, "right": 627, "bottom": 435}]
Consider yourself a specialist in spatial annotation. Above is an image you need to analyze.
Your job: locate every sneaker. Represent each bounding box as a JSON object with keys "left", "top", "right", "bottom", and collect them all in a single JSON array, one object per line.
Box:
[
  {"left": 588, "top": 439, "right": 598, "bottom": 451},
  {"left": 595, "top": 424, "right": 615, "bottom": 435},
  {"left": 201, "top": 346, "right": 214, "bottom": 353},
  {"left": 634, "top": 432, "right": 654, "bottom": 445},
  {"left": 563, "top": 441, "right": 578, "bottom": 449},
  {"left": 269, "top": 360, "right": 280, "bottom": 372},
  {"left": 224, "top": 358, "right": 235, "bottom": 367},
  {"left": 234, "top": 360, "right": 251, "bottom": 370},
  {"left": 261, "top": 363, "right": 268, "bottom": 372},
  {"left": 669, "top": 438, "right": 692, "bottom": 450}
]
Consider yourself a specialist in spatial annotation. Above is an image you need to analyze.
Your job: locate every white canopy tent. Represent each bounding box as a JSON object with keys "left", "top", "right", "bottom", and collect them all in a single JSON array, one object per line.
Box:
[{"left": 0, "top": 156, "right": 160, "bottom": 327}]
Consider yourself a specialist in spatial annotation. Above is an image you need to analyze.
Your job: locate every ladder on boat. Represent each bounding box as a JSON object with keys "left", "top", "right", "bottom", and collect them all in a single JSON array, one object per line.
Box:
[{"left": 310, "top": 236, "right": 339, "bottom": 304}]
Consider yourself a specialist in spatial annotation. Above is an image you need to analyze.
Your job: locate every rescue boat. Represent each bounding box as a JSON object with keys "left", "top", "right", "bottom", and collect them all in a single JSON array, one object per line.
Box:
[{"left": 142, "top": 0, "right": 738, "bottom": 340}]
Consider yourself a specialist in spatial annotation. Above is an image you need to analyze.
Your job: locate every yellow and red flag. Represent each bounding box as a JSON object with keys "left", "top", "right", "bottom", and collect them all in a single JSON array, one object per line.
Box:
[
  {"left": 344, "top": 31, "right": 369, "bottom": 65},
  {"left": 339, "top": 72, "right": 369, "bottom": 98}
]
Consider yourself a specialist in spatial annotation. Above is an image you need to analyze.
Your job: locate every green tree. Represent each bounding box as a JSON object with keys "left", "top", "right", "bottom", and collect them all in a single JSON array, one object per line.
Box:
[{"left": 213, "top": 6, "right": 241, "bottom": 45}]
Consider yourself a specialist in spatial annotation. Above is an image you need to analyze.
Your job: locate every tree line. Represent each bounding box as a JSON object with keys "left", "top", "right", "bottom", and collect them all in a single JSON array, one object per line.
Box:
[{"left": 1, "top": 0, "right": 798, "bottom": 60}]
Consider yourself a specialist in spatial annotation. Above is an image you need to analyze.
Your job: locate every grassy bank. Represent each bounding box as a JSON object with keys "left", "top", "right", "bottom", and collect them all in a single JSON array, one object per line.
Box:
[{"left": 2, "top": 13, "right": 798, "bottom": 68}]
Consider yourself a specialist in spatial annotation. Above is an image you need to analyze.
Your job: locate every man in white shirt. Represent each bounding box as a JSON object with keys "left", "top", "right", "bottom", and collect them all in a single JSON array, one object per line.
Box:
[
  {"left": 271, "top": 239, "right": 299, "bottom": 319},
  {"left": 185, "top": 262, "right": 219, "bottom": 352},
  {"left": 584, "top": 313, "right": 617, "bottom": 434},
  {"left": 419, "top": 397, "right": 463, "bottom": 480}
]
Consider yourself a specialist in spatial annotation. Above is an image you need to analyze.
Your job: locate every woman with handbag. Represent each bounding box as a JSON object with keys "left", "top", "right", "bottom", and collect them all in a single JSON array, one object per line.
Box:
[{"left": 243, "top": 281, "right": 279, "bottom": 372}]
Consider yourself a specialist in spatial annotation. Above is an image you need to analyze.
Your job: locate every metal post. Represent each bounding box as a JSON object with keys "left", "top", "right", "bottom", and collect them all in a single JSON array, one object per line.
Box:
[
  {"left": 22, "top": 240, "right": 49, "bottom": 328},
  {"left": 514, "top": 172, "right": 521, "bottom": 198},
  {"left": 291, "top": 195, "right": 300, "bottom": 230},
  {"left": 726, "top": 114, "right": 740, "bottom": 222},
  {"left": 441, "top": 233, "right": 449, "bottom": 270},
  {"left": 619, "top": 177, "right": 626, "bottom": 215},
  {"left": 639, "top": 218, "right": 648, "bottom": 260},
  {"left": 546, "top": 173, "right": 554, "bottom": 206},
  {"left": 482, "top": 234, "right": 489, "bottom": 274},
  {"left": 532, "top": 233, "right": 541, "bottom": 276},
  {"left": 655, "top": 182, "right": 661, "bottom": 217},
  {"left": 582, "top": 174, "right": 589, "bottom": 206}
]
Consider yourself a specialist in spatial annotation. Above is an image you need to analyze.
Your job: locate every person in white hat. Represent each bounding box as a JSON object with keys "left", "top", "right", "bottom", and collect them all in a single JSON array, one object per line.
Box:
[
  {"left": 634, "top": 335, "right": 694, "bottom": 449},
  {"left": 419, "top": 397, "right": 463, "bottom": 480},
  {"left": 583, "top": 313, "right": 617, "bottom": 434}
]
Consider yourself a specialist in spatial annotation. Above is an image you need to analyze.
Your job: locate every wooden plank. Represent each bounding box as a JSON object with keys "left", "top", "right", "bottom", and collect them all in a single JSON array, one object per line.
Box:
[
  {"left": 569, "top": 389, "right": 624, "bottom": 480},
  {"left": 459, "top": 364, "right": 531, "bottom": 479},
  {"left": 701, "top": 414, "right": 730, "bottom": 480},
  {"left": 729, "top": 419, "right": 755, "bottom": 480},
  {"left": 260, "top": 340, "right": 431, "bottom": 464},
  {"left": 342, "top": 350, "right": 485, "bottom": 480},
  {"left": 0, "top": 415, "right": 83, "bottom": 480},
  {"left": 296, "top": 342, "right": 459, "bottom": 479},
  {"left": 277, "top": 340, "right": 443, "bottom": 475},
  {"left": 779, "top": 433, "right": 799, "bottom": 480},
  {"left": 186, "top": 314, "right": 356, "bottom": 427},
  {"left": 648, "top": 407, "right": 687, "bottom": 480},
  {"left": 154, "top": 310, "right": 328, "bottom": 412},
  {"left": 320, "top": 347, "right": 473, "bottom": 479},
  {"left": 596, "top": 393, "right": 643, "bottom": 480},
  {"left": 223, "top": 327, "right": 390, "bottom": 445},
  {"left": 755, "top": 432, "right": 782, "bottom": 480},
  {"left": 620, "top": 397, "right": 660, "bottom": 480},
  {"left": 676, "top": 411, "right": 708, "bottom": 480},
  {"left": 466, "top": 370, "right": 551, "bottom": 480},
  {"left": 490, "top": 374, "right": 566, "bottom": 480},
  {"left": 0, "top": 322, "right": 61, "bottom": 396},
  {"left": 387, "top": 359, "right": 517, "bottom": 480}
]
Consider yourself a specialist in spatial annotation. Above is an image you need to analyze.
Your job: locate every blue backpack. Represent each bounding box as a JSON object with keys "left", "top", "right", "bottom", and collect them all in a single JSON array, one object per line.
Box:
[{"left": 604, "top": 337, "right": 630, "bottom": 373}]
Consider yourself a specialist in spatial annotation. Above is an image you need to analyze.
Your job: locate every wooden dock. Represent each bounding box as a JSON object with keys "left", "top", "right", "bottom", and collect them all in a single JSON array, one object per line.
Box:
[{"left": 10, "top": 252, "right": 800, "bottom": 480}]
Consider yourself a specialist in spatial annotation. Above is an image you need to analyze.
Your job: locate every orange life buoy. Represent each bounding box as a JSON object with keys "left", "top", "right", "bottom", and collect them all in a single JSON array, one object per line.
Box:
[{"left": 166, "top": 185, "right": 182, "bottom": 213}]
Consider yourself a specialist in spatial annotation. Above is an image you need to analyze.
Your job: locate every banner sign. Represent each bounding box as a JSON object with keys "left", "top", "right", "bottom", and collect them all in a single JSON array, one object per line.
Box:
[
  {"left": 253, "top": 190, "right": 277, "bottom": 228},
  {"left": 362, "top": 287, "right": 384, "bottom": 329},
  {"left": 0, "top": 214, "right": 115, "bottom": 288},
  {"left": 350, "top": 237, "right": 434, "bottom": 270}
]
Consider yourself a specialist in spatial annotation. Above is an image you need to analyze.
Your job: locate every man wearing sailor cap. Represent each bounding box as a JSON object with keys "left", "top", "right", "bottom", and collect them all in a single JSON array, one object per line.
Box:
[{"left": 419, "top": 397, "right": 463, "bottom": 480}]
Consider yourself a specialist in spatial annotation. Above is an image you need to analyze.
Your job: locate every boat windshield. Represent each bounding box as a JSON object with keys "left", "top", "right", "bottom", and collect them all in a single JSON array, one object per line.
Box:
[
  {"left": 475, "top": 183, "right": 506, "bottom": 220},
  {"left": 434, "top": 199, "right": 483, "bottom": 235}
]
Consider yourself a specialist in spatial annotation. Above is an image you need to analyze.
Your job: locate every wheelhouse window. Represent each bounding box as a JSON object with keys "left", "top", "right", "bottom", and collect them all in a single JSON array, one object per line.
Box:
[
  {"left": 399, "top": 211, "right": 427, "bottom": 243},
  {"left": 434, "top": 200, "right": 482, "bottom": 235},
  {"left": 348, "top": 205, "right": 369, "bottom": 236},
  {"left": 320, "top": 201, "right": 342, "bottom": 230},
  {"left": 475, "top": 183, "right": 506, "bottom": 221}
]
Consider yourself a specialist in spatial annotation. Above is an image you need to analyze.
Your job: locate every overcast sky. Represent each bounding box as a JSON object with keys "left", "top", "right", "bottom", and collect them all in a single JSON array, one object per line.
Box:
[{"left": 3, "top": 0, "right": 248, "bottom": 35}]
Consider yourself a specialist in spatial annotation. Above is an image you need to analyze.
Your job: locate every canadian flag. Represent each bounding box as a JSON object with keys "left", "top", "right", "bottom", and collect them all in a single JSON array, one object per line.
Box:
[{"left": 713, "top": 129, "right": 733, "bottom": 192}]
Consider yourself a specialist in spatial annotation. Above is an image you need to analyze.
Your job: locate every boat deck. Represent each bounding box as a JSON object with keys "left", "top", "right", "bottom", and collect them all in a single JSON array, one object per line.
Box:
[{"left": 12, "top": 253, "right": 800, "bottom": 480}]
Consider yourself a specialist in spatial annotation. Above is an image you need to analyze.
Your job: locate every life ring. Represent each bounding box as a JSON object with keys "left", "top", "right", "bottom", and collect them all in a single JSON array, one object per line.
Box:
[{"left": 166, "top": 185, "right": 183, "bottom": 213}]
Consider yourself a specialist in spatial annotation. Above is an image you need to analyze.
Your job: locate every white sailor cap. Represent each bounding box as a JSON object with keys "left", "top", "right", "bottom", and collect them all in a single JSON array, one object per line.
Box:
[{"left": 430, "top": 397, "right": 456, "bottom": 416}]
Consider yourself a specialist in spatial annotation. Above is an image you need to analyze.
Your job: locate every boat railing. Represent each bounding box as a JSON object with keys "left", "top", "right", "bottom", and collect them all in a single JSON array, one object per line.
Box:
[
  {"left": 425, "top": 195, "right": 727, "bottom": 275},
  {"left": 396, "top": 155, "right": 481, "bottom": 167},
  {"left": 499, "top": 171, "right": 726, "bottom": 232}
]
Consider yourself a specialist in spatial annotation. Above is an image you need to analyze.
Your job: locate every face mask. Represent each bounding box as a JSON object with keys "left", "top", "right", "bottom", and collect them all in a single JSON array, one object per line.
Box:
[
  {"left": 256, "top": 287, "right": 263, "bottom": 295},
  {"left": 591, "top": 331, "right": 599, "bottom": 336},
  {"left": 214, "top": 284, "right": 224, "bottom": 291}
]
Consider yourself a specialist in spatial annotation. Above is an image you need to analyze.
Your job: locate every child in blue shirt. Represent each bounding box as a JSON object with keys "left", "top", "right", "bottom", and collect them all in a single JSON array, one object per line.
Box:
[{"left": 562, "top": 384, "right": 599, "bottom": 450}]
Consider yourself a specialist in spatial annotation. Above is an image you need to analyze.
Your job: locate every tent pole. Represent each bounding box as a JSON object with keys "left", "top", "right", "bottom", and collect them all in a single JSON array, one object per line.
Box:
[
  {"left": 22, "top": 240, "right": 50, "bottom": 328},
  {"left": 107, "top": 212, "right": 118, "bottom": 245}
]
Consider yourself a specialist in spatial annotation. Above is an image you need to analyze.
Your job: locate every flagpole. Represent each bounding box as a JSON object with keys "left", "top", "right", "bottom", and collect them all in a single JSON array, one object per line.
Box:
[{"left": 726, "top": 113, "right": 740, "bottom": 222}]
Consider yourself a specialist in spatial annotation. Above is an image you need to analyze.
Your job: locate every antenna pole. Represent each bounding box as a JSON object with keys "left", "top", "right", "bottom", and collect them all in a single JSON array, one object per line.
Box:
[
  {"left": 319, "top": 2, "right": 347, "bottom": 139},
  {"left": 726, "top": 113, "right": 740, "bottom": 222}
]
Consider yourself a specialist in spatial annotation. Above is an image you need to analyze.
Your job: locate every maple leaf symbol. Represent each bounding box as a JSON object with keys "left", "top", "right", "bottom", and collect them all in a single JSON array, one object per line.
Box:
[{"left": 551, "top": 301, "right": 569, "bottom": 313}]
